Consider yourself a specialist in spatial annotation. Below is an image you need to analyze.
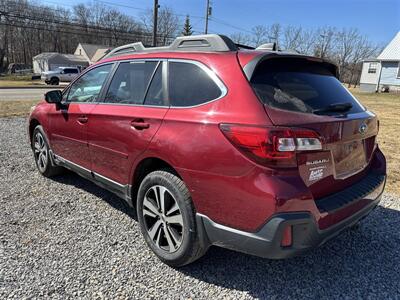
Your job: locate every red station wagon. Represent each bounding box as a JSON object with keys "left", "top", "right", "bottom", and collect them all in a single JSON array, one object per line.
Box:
[{"left": 28, "top": 34, "right": 386, "bottom": 267}]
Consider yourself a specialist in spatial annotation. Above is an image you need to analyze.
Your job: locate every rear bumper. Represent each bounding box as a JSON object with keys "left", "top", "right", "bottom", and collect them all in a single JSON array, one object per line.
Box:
[{"left": 196, "top": 174, "right": 385, "bottom": 259}]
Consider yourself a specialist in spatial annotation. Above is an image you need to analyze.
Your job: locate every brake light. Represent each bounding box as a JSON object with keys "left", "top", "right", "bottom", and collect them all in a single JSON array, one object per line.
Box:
[{"left": 219, "top": 124, "right": 322, "bottom": 168}]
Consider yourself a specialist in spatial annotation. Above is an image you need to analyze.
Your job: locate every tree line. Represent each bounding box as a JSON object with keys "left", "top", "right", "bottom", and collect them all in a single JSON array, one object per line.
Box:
[
  {"left": 229, "top": 24, "right": 382, "bottom": 86},
  {"left": 0, "top": 0, "right": 179, "bottom": 72},
  {"left": 1, "top": 0, "right": 382, "bottom": 86}
]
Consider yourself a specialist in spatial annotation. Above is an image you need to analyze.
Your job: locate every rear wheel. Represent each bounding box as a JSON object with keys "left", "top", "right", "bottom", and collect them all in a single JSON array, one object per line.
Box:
[
  {"left": 32, "top": 125, "right": 63, "bottom": 177},
  {"left": 50, "top": 77, "right": 59, "bottom": 85},
  {"left": 137, "top": 170, "right": 206, "bottom": 267}
]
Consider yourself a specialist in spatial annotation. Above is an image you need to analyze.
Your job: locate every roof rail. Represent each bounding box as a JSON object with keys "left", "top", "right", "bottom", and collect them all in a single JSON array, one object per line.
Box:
[
  {"left": 102, "top": 34, "right": 238, "bottom": 59},
  {"left": 256, "top": 42, "right": 278, "bottom": 51}
]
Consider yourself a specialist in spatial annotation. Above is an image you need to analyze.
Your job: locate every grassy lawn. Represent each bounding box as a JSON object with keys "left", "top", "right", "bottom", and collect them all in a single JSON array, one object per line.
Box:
[
  {"left": 0, "top": 89, "right": 399, "bottom": 194},
  {"left": 0, "top": 80, "right": 46, "bottom": 87},
  {"left": 0, "top": 100, "right": 39, "bottom": 118},
  {"left": 350, "top": 89, "right": 400, "bottom": 195},
  {"left": 0, "top": 75, "right": 44, "bottom": 87}
]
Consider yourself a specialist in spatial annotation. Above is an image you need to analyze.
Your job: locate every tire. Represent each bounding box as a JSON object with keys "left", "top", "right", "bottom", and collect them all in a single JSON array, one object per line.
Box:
[
  {"left": 50, "top": 77, "right": 59, "bottom": 85},
  {"left": 32, "top": 125, "right": 63, "bottom": 177},
  {"left": 137, "top": 170, "right": 206, "bottom": 267}
]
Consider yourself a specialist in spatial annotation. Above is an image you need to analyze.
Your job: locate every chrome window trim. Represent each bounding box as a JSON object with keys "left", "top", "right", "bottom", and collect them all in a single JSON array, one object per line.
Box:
[{"left": 64, "top": 58, "right": 229, "bottom": 108}]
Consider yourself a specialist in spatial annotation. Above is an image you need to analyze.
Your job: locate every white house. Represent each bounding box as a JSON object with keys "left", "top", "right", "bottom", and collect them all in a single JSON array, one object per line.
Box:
[
  {"left": 74, "top": 43, "right": 111, "bottom": 64},
  {"left": 360, "top": 31, "right": 400, "bottom": 92},
  {"left": 33, "top": 53, "right": 89, "bottom": 74}
]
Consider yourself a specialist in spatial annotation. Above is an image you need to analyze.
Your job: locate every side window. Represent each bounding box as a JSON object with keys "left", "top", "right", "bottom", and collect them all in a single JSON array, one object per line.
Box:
[
  {"left": 144, "top": 63, "right": 166, "bottom": 106},
  {"left": 104, "top": 61, "right": 158, "bottom": 104},
  {"left": 65, "top": 68, "right": 78, "bottom": 74},
  {"left": 169, "top": 61, "right": 222, "bottom": 107},
  {"left": 67, "top": 64, "right": 112, "bottom": 103}
]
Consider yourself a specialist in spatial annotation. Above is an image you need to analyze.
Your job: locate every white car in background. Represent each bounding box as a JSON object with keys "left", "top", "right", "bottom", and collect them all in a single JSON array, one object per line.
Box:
[{"left": 41, "top": 67, "right": 81, "bottom": 85}]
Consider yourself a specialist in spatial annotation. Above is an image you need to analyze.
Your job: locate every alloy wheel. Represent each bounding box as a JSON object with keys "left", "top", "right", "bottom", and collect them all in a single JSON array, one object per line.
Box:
[
  {"left": 142, "top": 185, "right": 184, "bottom": 253},
  {"left": 34, "top": 132, "right": 48, "bottom": 173}
]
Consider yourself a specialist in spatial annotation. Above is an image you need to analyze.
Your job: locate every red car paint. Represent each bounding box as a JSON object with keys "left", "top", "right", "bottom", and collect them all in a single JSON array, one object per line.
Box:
[{"left": 28, "top": 49, "right": 386, "bottom": 235}]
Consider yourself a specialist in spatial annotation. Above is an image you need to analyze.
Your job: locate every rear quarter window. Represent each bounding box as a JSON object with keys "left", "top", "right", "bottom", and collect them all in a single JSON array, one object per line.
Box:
[
  {"left": 169, "top": 61, "right": 223, "bottom": 107},
  {"left": 250, "top": 58, "right": 365, "bottom": 115}
]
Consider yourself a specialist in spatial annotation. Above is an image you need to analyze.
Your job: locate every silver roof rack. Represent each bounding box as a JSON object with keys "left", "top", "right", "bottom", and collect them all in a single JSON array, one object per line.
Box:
[
  {"left": 256, "top": 42, "right": 278, "bottom": 51},
  {"left": 103, "top": 34, "right": 238, "bottom": 59}
]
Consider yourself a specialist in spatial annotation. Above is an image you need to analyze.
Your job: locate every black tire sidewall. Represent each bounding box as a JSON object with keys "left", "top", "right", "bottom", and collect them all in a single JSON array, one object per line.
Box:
[
  {"left": 32, "top": 125, "right": 56, "bottom": 177},
  {"left": 51, "top": 77, "right": 59, "bottom": 85},
  {"left": 137, "top": 171, "right": 198, "bottom": 266}
]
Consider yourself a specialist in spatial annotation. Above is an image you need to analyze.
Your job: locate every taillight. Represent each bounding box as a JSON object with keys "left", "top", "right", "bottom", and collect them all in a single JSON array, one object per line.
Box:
[{"left": 219, "top": 124, "right": 322, "bottom": 168}]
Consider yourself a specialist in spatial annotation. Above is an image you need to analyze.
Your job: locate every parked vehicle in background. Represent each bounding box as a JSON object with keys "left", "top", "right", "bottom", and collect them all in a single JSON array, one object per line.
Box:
[
  {"left": 41, "top": 67, "right": 81, "bottom": 85},
  {"left": 28, "top": 34, "right": 386, "bottom": 267}
]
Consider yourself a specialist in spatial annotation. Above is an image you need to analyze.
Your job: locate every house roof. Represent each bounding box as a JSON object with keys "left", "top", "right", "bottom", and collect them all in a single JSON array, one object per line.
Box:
[
  {"left": 33, "top": 52, "right": 88, "bottom": 63},
  {"left": 91, "top": 48, "right": 112, "bottom": 62},
  {"left": 79, "top": 43, "right": 109, "bottom": 61},
  {"left": 377, "top": 31, "right": 400, "bottom": 61}
]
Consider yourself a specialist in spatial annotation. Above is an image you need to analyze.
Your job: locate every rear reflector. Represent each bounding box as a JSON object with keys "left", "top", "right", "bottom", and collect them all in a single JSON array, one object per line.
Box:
[
  {"left": 281, "top": 225, "right": 292, "bottom": 247},
  {"left": 219, "top": 124, "right": 322, "bottom": 168}
]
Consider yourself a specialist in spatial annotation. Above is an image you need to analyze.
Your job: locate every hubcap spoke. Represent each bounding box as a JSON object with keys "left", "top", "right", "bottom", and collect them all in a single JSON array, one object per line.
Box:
[
  {"left": 151, "top": 186, "right": 161, "bottom": 210},
  {"left": 143, "top": 197, "right": 160, "bottom": 217},
  {"left": 166, "top": 225, "right": 181, "bottom": 246},
  {"left": 148, "top": 220, "right": 163, "bottom": 240},
  {"left": 34, "top": 142, "right": 40, "bottom": 152},
  {"left": 163, "top": 224, "right": 176, "bottom": 252},
  {"left": 165, "top": 214, "right": 183, "bottom": 226},
  {"left": 159, "top": 186, "right": 167, "bottom": 214},
  {"left": 166, "top": 202, "right": 179, "bottom": 216}
]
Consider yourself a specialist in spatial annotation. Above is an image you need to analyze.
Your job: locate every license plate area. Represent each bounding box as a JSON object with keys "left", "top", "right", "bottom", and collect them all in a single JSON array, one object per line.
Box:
[{"left": 332, "top": 140, "right": 367, "bottom": 179}]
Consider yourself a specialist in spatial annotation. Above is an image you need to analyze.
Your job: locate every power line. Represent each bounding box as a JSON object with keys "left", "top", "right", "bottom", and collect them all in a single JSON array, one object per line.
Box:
[{"left": 0, "top": 10, "right": 174, "bottom": 40}]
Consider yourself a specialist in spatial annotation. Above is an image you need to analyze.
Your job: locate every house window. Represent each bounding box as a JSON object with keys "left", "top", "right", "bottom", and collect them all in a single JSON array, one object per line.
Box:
[
  {"left": 397, "top": 62, "right": 400, "bottom": 78},
  {"left": 368, "top": 62, "right": 377, "bottom": 74}
]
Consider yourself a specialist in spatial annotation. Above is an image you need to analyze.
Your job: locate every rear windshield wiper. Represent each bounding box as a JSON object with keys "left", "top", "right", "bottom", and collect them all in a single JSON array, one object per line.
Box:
[{"left": 313, "top": 102, "right": 353, "bottom": 115}]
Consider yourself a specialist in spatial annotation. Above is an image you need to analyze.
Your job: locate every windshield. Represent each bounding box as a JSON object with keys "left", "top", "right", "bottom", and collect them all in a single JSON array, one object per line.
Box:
[{"left": 250, "top": 58, "right": 365, "bottom": 115}]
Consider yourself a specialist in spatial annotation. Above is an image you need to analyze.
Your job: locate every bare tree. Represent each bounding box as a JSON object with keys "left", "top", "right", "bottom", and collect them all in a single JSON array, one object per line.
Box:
[
  {"left": 282, "top": 25, "right": 302, "bottom": 51},
  {"left": 251, "top": 25, "right": 268, "bottom": 47},
  {"left": 141, "top": 6, "right": 179, "bottom": 46},
  {"left": 229, "top": 32, "right": 252, "bottom": 45},
  {"left": 314, "top": 26, "right": 336, "bottom": 59}
]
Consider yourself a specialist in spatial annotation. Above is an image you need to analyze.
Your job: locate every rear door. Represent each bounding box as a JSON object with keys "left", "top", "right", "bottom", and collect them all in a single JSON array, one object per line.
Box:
[
  {"left": 249, "top": 57, "right": 378, "bottom": 198},
  {"left": 87, "top": 59, "right": 169, "bottom": 185}
]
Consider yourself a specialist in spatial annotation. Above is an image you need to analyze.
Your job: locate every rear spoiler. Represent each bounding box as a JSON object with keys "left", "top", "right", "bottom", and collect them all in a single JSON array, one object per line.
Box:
[{"left": 242, "top": 53, "right": 339, "bottom": 81}]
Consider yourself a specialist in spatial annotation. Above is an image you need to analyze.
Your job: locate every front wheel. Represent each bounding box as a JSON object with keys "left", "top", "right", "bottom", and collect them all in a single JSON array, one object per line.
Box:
[
  {"left": 137, "top": 170, "right": 206, "bottom": 267},
  {"left": 32, "top": 125, "right": 63, "bottom": 177}
]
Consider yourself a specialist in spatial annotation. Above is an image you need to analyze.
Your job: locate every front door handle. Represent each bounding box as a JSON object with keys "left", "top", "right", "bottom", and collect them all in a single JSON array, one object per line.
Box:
[
  {"left": 131, "top": 119, "right": 150, "bottom": 130},
  {"left": 77, "top": 115, "right": 88, "bottom": 124}
]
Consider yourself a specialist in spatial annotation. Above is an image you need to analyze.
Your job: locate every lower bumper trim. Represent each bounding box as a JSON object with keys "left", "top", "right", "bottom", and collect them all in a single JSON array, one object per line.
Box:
[{"left": 196, "top": 185, "right": 384, "bottom": 259}]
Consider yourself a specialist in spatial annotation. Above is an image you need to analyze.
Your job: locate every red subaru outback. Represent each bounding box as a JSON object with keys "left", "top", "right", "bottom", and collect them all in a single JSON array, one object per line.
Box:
[{"left": 28, "top": 34, "right": 386, "bottom": 267}]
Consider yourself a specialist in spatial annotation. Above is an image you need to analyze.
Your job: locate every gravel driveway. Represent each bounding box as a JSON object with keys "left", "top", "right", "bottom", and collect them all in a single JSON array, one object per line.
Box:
[{"left": 1, "top": 117, "right": 399, "bottom": 299}]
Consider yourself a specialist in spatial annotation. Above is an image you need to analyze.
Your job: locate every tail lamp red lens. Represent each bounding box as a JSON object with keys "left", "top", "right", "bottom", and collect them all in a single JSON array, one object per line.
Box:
[{"left": 219, "top": 124, "right": 322, "bottom": 168}]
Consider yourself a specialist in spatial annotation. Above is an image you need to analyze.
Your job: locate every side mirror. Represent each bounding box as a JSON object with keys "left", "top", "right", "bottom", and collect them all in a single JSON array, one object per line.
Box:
[{"left": 45, "top": 90, "right": 62, "bottom": 104}]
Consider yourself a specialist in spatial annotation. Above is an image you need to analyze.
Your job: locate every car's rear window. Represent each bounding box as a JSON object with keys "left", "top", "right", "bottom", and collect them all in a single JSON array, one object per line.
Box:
[{"left": 250, "top": 58, "right": 364, "bottom": 115}]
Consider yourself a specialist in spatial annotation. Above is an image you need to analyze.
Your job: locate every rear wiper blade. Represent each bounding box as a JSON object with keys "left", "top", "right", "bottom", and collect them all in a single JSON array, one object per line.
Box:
[{"left": 313, "top": 102, "right": 353, "bottom": 114}]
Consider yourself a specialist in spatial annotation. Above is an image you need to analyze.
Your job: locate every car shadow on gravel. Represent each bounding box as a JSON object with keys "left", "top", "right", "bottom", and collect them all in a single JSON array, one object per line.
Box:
[
  {"left": 50, "top": 171, "right": 137, "bottom": 220},
  {"left": 48, "top": 172, "right": 399, "bottom": 298},
  {"left": 181, "top": 205, "right": 400, "bottom": 298}
]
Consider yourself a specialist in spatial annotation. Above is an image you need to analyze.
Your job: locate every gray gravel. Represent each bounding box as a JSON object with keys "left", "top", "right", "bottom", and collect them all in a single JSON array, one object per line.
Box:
[{"left": 1, "top": 117, "right": 399, "bottom": 299}]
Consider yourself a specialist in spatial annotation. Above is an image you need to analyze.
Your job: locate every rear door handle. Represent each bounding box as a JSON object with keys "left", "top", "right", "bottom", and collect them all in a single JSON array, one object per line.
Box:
[
  {"left": 131, "top": 119, "right": 150, "bottom": 130},
  {"left": 77, "top": 115, "right": 88, "bottom": 124}
]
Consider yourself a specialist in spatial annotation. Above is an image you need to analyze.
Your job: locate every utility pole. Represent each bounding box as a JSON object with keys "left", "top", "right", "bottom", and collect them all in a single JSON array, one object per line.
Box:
[
  {"left": 204, "top": 0, "right": 211, "bottom": 34},
  {"left": 152, "top": 0, "right": 159, "bottom": 47}
]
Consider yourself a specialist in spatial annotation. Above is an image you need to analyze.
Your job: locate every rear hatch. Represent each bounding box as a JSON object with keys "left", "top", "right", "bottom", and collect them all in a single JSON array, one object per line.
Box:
[{"left": 248, "top": 55, "right": 378, "bottom": 199}]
